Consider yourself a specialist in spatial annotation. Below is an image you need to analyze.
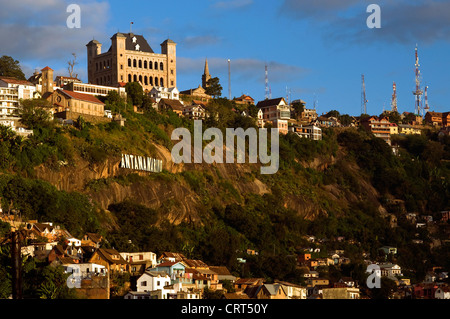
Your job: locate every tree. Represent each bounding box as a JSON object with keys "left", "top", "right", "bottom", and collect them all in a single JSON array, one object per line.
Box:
[
  {"left": 291, "top": 101, "right": 305, "bottom": 120},
  {"left": 205, "top": 77, "right": 222, "bottom": 98},
  {"left": 0, "top": 56, "right": 26, "bottom": 80},
  {"left": 67, "top": 53, "right": 78, "bottom": 79},
  {"left": 386, "top": 111, "right": 401, "bottom": 124},
  {"left": 125, "top": 82, "right": 144, "bottom": 107},
  {"left": 402, "top": 113, "right": 416, "bottom": 124},
  {"left": 18, "top": 98, "right": 52, "bottom": 129},
  {"left": 326, "top": 110, "right": 340, "bottom": 118}
]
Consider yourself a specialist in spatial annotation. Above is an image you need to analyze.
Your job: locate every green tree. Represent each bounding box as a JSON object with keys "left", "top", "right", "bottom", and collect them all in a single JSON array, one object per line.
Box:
[
  {"left": 326, "top": 110, "right": 340, "bottom": 118},
  {"left": 291, "top": 101, "right": 305, "bottom": 120},
  {"left": 0, "top": 56, "right": 26, "bottom": 80},
  {"left": 125, "top": 82, "right": 144, "bottom": 107},
  {"left": 18, "top": 98, "right": 52, "bottom": 129},
  {"left": 205, "top": 77, "right": 222, "bottom": 98}
]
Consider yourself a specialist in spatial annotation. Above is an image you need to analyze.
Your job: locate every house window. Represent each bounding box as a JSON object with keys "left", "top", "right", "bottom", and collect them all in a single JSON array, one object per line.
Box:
[
  {"left": 156, "top": 281, "right": 160, "bottom": 286},
  {"left": 141, "top": 281, "right": 147, "bottom": 286}
]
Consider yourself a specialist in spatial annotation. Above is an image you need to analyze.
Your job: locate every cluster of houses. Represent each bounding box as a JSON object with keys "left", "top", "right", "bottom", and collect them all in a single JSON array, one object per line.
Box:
[{"left": 1, "top": 212, "right": 449, "bottom": 299}]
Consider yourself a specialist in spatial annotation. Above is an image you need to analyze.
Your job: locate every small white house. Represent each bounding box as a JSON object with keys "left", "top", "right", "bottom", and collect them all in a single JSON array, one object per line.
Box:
[
  {"left": 137, "top": 271, "right": 171, "bottom": 293},
  {"left": 435, "top": 287, "right": 450, "bottom": 299},
  {"left": 63, "top": 263, "right": 107, "bottom": 278},
  {"left": 120, "top": 252, "right": 157, "bottom": 268},
  {"left": 149, "top": 86, "right": 180, "bottom": 103},
  {"left": 379, "top": 263, "right": 403, "bottom": 278},
  {"left": 66, "top": 237, "right": 82, "bottom": 247}
]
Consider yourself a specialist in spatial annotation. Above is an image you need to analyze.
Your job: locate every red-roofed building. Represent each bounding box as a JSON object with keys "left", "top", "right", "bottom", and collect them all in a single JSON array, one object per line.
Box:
[{"left": 48, "top": 88, "right": 105, "bottom": 118}]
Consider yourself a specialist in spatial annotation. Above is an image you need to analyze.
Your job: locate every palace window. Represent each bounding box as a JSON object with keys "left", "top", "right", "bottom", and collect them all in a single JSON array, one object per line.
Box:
[
  {"left": 128, "top": 59, "right": 131, "bottom": 67},
  {"left": 144, "top": 61, "right": 147, "bottom": 69},
  {"left": 138, "top": 60, "right": 142, "bottom": 68},
  {"left": 160, "top": 62, "right": 164, "bottom": 71},
  {"left": 133, "top": 59, "right": 137, "bottom": 68},
  {"left": 154, "top": 62, "right": 158, "bottom": 70}
]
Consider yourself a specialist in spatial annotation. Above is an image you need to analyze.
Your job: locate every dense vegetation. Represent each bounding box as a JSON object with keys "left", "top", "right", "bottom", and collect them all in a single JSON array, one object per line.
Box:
[{"left": 0, "top": 82, "right": 449, "bottom": 298}]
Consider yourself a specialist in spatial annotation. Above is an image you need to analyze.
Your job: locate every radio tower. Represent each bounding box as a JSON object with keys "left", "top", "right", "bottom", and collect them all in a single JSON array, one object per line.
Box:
[
  {"left": 361, "top": 74, "right": 368, "bottom": 115},
  {"left": 265, "top": 64, "right": 269, "bottom": 100},
  {"left": 391, "top": 81, "right": 398, "bottom": 113},
  {"left": 412, "top": 44, "right": 423, "bottom": 116},
  {"left": 424, "top": 85, "right": 430, "bottom": 113}
]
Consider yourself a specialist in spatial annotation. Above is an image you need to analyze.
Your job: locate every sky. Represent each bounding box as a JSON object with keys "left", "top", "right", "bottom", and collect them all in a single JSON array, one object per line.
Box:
[{"left": 1, "top": 0, "right": 449, "bottom": 116}]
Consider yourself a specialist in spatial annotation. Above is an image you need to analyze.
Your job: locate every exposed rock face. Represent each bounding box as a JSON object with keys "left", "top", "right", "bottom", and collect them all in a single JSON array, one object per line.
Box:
[{"left": 33, "top": 144, "right": 381, "bottom": 226}]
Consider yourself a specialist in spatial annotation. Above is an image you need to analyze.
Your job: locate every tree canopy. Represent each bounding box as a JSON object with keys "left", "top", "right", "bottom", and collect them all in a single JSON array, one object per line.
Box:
[
  {"left": 0, "top": 56, "right": 26, "bottom": 80},
  {"left": 205, "top": 77, "right": 222, "bottom": 98}
]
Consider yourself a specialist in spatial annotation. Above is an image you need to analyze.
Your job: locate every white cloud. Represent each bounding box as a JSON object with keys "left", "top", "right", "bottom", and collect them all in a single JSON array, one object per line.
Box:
[{"left": 0, "top": 0, "right": 110, "bottom": 75}]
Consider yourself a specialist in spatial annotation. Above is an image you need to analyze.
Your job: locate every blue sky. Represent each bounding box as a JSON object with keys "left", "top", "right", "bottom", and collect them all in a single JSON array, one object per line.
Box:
[{"left": 1, "top": 0, "right": 449, "bottom": 116}]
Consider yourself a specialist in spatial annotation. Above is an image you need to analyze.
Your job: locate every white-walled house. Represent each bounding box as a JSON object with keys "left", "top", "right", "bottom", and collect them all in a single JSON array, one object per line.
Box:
[
  {"left": 63, "top": 263, "right": 107, "bottom": 278},
  {"left": 435, "top": 287, "right": 450, "bottom": 299},
  {"left": 379, "top": 263, "right": 403, "bottom": 278},
  {"left": 149, "top": 86, "right": 180, "bottom": 103},
  {"left": 120, "top": 252, "right": 156, "bottom": 267},
  {"left": 66, "top": 237, "right": 82, "bottom": 247},
  {"left": 137, "top": 271, "right": 171, "bottom": 293}
]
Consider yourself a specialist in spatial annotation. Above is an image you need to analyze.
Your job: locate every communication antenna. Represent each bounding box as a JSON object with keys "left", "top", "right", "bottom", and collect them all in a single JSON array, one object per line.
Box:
[
  {"left": 424, "top": 85, "right": 430, "bottom": 113},
  {"left": 265, "top": 63, "right": 270, "bottom": 100},
  {"left": 391, "top": 82, "right": 398, "bottom": 113},
  {"left": 361, "top": 74, "right": 368, "bottom": 115},
  {"left": 412, "top": 44, "right": 423, "bottom": 116}
]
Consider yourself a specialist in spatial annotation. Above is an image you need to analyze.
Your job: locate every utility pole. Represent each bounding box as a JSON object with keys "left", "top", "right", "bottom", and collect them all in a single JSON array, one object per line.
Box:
[
  {"left": 228, "top": 59, "right": 231, "bottom": 100},
  {"left": 11, "top": 231, "right": 22, "bottom": 299}
]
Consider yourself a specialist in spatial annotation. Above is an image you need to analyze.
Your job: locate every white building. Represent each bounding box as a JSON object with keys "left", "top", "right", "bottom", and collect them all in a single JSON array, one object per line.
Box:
[
  {"left": 137, "top": 270, "right": 171, "bottom": 293},
  {"left": 183, "top": 104, "right": 206, "bottom": 120},
  {"left": 66, "top": 237, "right": 82, "bottom": 247},
  {"left": 149, "top": 86, "right": 180, "bottom": 103},
  {"left": 289, "top": 125, "right": 322, "bottom": 140},
  {"left": 379, "top": 263, "right": 403, "bottom": 278},
  {"left": 63, "top": 263, "right": 107, "bottom": 278},
  {"left": 256, "top": 97, "right": 290, "bottom": 135},
  {"left": 0, "top": 77, "right": 38, "bottom": 135},
  {"left": 120, "top": 251, "right": 157, "bottom": 268},
  {"left": 435, "top": 287, "right": 450, "bottom": 299}
]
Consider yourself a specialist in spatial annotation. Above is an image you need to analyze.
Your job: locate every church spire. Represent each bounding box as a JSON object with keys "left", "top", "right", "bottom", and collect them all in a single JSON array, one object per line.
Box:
[{"left": 202, "top": 58, "right": 211, "bottom": 89}]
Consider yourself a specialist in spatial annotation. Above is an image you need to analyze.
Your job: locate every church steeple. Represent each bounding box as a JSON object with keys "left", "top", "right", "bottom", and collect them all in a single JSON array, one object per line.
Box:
[{"left": 202, "top": 58, "right": 211, "bottom": 89}]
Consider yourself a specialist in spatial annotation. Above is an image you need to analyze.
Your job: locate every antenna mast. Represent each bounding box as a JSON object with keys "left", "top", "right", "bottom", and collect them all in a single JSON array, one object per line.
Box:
[
  {"left": 265, "top": 64, "right": 269, "bottom": 100},
  {"left": 361, "top": 74, "right": 368, "bottom": 115},
  {"left": 413, "top": 44, "right": 423, "bottom": 116},
  {"left": 391, "top": 81, "right": 398, "bottom": 113},
  {"left": 424, "top": 85, "right": 430, "bottom": 113}
]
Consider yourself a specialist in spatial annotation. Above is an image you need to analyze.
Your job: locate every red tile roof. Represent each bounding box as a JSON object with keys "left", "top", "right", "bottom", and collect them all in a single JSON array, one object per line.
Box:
[
  {"left": 0, "top": 76, "right": 34, "bottom": 86},
  {"left": 41, "top": 66, "right": 53, "bottom": 71},
  {"left": 59, "top": 89, "right": 104, "bottom": 105}
]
